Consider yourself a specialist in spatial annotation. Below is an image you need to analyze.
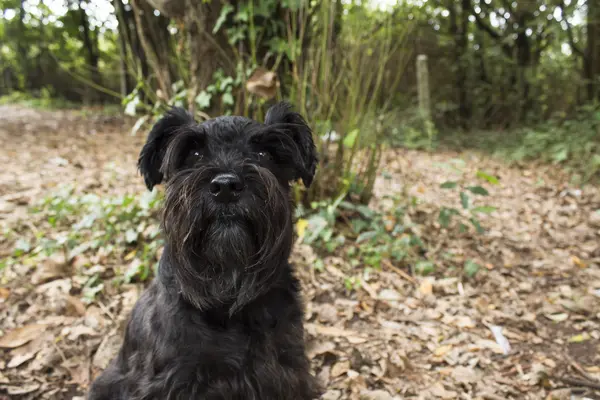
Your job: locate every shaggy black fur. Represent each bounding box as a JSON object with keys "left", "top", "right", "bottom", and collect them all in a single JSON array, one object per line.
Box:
[{"left": 88, "top": 103, "right": 320, "bottom": 400}]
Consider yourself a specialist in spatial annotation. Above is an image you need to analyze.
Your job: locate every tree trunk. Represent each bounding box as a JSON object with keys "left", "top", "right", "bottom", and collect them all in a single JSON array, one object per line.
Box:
[
  {"left": 458, "top": 0, "right": 471, "bottom": 127},
  {"left": 18, "top": 0, "right": 28, "bottom": 90},
  {"left": 585, "top": 0, "right": 600, "bottom": 101},
  {"left": 184, "top": 0, "right": 234, "bottom": 116},
  {"left": 78, "top": 0, "right": 101, "bottom": 103},
  {"left": 448, "top": 0, "right": 470, "bottom": 128},
  {"left": 114, "top": 0, "right": 132, "bottom": 97},
  {"left": 130, "top": 0, "right": 174, "bottom": 99}
]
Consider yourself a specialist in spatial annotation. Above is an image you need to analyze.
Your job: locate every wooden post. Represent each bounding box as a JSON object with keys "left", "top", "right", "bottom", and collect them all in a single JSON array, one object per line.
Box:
[{"left": 417, "top": 54, "right": 430, "bottom": 118}]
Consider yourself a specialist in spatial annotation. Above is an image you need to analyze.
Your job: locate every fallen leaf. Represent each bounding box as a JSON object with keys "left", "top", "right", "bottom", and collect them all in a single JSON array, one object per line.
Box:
[
  {"left": 66, "top": 295, "right": 87, "bottom": 316},
  {"left": 359, "top": 389, "right": 395, "bottom": 400},
  {"left": 433, "top": 345, "right": 453, "bottom": 357},
  {"left": 571, "top": 255, "right": 587, "bottom": 268},
  {"left": 568, "top": 332, "right": 591, "bottom": 343},
  {"left": 296, "top": 218, "right": 308, "bottom": 240},
  {"left": 6, "top": 382, "right": 40, "bottom": 395},
  {"left": 0, "top": 324, "right": 46, "bottom": 349},
  {"left": 378, "top": 289, "right": 400, "bottom": 301},
  {"left": 92, "top": 334, "right": 122, "bottom": 369},
  {"left": 429, "top": 382, "right": 458, "bottom": 399},
  {"left": 307, "top": 340, "right": 336, "bottom": 359},
  {"left": 545, "top": 313, "right": 569, "bottom": 322},
  {"left": 451, "top": 365, "right": 481, "bottom": 384},
  {"left": 419, "top": 279, "right": 433, "bottom": 295},
  {"left": 489, "top": 325, "right": 511, "bottom": 355},
  {"left": 330, "top": 360, "right": 350, "bottom": 378},
  {"left": 63, "top": 325, "right": 98, "bottom": 341}
]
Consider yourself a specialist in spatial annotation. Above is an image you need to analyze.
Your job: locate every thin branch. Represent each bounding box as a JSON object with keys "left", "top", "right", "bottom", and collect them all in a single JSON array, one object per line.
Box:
[
  {"left": 553, "top": 375, "right": 600, "bottom": 391},
  {"left": 559, "top": 0, "right": 584, "bottom": 57}
]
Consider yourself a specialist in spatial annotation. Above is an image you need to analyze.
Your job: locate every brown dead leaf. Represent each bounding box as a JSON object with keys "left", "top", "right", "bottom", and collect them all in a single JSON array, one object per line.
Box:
[
  {"left": 429, "top": 383, "right": 458, "bottom": 399},
  {"left": 92, "top": 333, "right": 122, "bottom": 369},
  {"left": 322, "top": 390, "right": 341, "bottom": 400},
  {"left": 451, "top": 366, "right": 481, "bottom": 384},
  {"left": 31, "top": 253, "right": 68, "bottom": 284},
  {"left": 433, "top": 345, "right": 453, "bottom": 357},
  {"left": 66, "top": 295, "right": 87, "bottom": 316},
  {"left": 316, "top": 303, "right": 338, "bottom": 324},
  {"left": 419, "top": 279, "right": 433, "bottom": 296},
  {"left": 359, "top": 389, "right": 396, "bottom": 400},
  {"left": 330, "top": 360, "right": 350, "bottom": 378},
  {"left": 5, "top": 382, "right": 40, "bottom": 395},
  {"left": 305, "top": 323, "right": 362, "bottom": 339},
  {"left": 0, "top": 324, "right": 46, "bottom": 349},
  {"left": 246, "top": 67, "right": 279, "bottom": 100},
  {"left": 0, "top": 287, "right": 9, "bottom": 300},
  {"left": 571, "top": 255, "right": 587, "bottom": 268},
  {"left": 63, "top": 325, "right": 99, "bottom": 341},
  {"left": 545, "top": 389, "right": 571, "bottom": 400},
  {"left": 307, "top": 340, "right": 336, "bottom": 359}
]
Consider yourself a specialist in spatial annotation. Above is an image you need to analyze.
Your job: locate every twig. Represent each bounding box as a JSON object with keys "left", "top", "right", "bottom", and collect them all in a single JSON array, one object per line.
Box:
[
  {"left": 96, "top": 300, "right": 116, "bottom": 322},
  {"left": 568, "top": 358, "right": 600, "bottom": 384},
  {"left": 381, "top": 259, "right": 417, "bottom": 285},
  {"left": 51, "top": 340, "right": 68, "bottom": 365},
  {"left": 480, "top": 393, "right": 506, "bottom": 400},
  {"left": 553, "top": 375, "right": 600, "bottom": 391}
]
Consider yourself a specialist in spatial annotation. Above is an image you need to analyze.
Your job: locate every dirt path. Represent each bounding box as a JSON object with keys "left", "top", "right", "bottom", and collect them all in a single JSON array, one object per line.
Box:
[{"left": 0, "top": 106, "right": 599, "bottom": 399}]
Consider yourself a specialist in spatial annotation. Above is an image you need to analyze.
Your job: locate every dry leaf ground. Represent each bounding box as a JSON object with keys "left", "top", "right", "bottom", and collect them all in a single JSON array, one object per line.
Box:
[{"left": 1, "top": 105, "right": 599, "bottom": 399}]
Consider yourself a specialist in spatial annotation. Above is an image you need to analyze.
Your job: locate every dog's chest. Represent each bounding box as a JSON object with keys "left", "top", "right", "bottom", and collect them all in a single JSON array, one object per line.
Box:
[{"left": 150, "top": 303, "right": 307, "bottom": 398}]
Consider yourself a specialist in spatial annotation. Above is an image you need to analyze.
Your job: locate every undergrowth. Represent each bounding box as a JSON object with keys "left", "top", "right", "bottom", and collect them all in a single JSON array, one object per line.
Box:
[
  {"left": 442, "top": 105, "right": 600, "bottom": 183},
  {"left": 3, "top": 187, "right": 163, "bottom": 301}
]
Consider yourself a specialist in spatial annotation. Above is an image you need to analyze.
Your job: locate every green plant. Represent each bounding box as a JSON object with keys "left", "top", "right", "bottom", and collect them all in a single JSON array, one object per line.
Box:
[
  {"left": 388, "top": 107, "right": 438, "bottom": 150},
  {"left": 299, "top": 193, "right": 424, "bottom": 272},
  {"left": 284, "top": 1, "right": 415, "bottom": 205},
  {"left": 16, "top": 187, "right": 165, "bottom": 287},
  {"left": 437, "top": 160, "right": 498, "bottom": 233}
]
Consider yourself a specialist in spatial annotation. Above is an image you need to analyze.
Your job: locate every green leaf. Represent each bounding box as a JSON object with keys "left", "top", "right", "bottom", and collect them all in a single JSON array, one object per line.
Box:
[
  {"left": 356, "top": 231, "right": 378, "bottom": 243},
  {"left": 464, "top": 259, "right": 480, "bottom": 278},
  {"left": 343, "top": 129, "right": 359, "bottom": 148},
  {"left": 439, "top": 207, "right": 458, "bottom": 227},
  {"left": 440, "top": 181, "right": 458, "bottom": 189},
  {"left": 195, "top": 91, "right": 212, "bottom": 109},
  {"left": 460, "top": 192, "right": 469, "bottom": 209},
  {"left": 552, "top": 148, "right": 568, "bottom": 163},
  {"left": 125, "top": 229, "right": 138, "bottom": 244},
  {"left": 414, "top": 260, "right": 435, "bottom": 276},
  {"left": 213, "top": 4, "right": 234, "bottom": 34},
  {"left": 472, "top": 206, "right": 497, "bottom": 214},
  {"left": 304, "top": 215, "right": 328, "bottom": 244},
  {"left": 124, "top": 94, "right": 140, "bottom": 116},
  {"left": 124, "top": 258, "right": 142, "bottom": 283},
  {"left": 222, "top": 92, "right": 234, "bottom": 106},
  {"left": 470, "top": 217, "right": 484, "bottom": 234},
  {"left": 13, "top": 238, "right": 31, "bottom": 256},
  {"left": 476, "top": 170, "right": 499, "bottom": 185},
  {"left": 467, "top": 186, "right": 489, "bottom": 196}
]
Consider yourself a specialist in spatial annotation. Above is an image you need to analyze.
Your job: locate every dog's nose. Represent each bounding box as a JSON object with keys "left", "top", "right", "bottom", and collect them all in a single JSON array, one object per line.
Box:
[{"left": 209, "top": 173, "right": 244, "bottom": 202}]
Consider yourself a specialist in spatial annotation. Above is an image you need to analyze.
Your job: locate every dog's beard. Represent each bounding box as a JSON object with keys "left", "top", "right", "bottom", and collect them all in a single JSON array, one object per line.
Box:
[{"left": 161, "top": 165, "right": 293, "bottom": 314}]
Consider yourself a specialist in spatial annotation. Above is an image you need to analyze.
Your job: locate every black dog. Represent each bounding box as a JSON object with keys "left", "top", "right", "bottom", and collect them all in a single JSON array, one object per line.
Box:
[{"left": 88, "top": 103, "right": 319, "bottom": 399}]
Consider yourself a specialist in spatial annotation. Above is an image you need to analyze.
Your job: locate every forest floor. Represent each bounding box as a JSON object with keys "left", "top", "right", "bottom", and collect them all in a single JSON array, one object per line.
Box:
[{"left": 0, "top": 105, "right": 599, "bottom": 400}]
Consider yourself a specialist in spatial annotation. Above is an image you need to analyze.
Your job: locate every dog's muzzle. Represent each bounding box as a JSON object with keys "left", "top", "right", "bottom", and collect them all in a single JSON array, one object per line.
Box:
[{"left": 209, "top": 173, "right": 244, "bottom": 203}]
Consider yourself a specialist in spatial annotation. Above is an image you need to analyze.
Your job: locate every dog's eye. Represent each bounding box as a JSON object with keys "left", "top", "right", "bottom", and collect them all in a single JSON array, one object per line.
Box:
[
  {"left": 258, "top": 151, "right": 272, "bottom": 160},
  {"left": 184, "top": 150, "right": 203, "bottom": 167}
]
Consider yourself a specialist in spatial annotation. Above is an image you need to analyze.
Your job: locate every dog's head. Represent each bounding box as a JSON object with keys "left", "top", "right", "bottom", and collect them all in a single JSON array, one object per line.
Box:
[{"left": 138, "top": 102, "right": 317, "bottom": 312}]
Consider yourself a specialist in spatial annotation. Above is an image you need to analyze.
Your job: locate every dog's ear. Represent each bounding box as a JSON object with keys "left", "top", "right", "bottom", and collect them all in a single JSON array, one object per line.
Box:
[
  {"left": 264, "top": 102, "right": 318, "bottom": 187},
  {"left": 138, "top": 107, "right": 195, "bottom": 190}
]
